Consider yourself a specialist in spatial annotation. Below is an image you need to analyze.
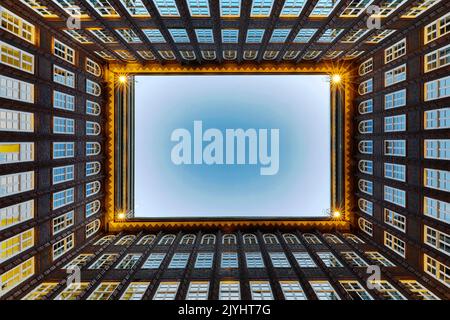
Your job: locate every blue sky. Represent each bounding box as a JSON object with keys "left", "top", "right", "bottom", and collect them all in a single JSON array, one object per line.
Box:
[{"left": 134, "top": 75, "right": 331, "bottom": 218}]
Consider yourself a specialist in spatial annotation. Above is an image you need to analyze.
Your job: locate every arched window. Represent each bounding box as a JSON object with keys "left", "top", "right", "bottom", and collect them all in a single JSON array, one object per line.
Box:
[
  {"left": 358, "top": 218, "right": 373, "bottom": 236},
  {"left": 86, "top": 161, "right": 101, "bottom": 176},
  {"left": 303, "top": 234, "right": 321, "bottom": 244},
  {"left": 201, "top": 50, "right": 216, "bottom": 60},
  {"left": 158, "top": 234, "right": 175, "bottom": 245},
  {"left": 94, "top": 235, "right": 115, "bottom": 245},
  {"left": 358, "top": 140, "right": 373, "bottom": 154},
  {"left": 180, "top": 234, "right": 196, "bottom": 245},
  {"left": 180, "top": 50, "right": 196, "bottom": 60},
  {"left": 358, "top": 78, "right": 373, "bottom": 95},
  {"left": 323, "top": 234, "right": 343, "bottom": 244},
  {"left": 283, "top": 51, "right": 300, "bottom": 60},
  {"left": 283, "top": 234, "right": 300, "bottom": 244},
  {"left": 115, "top": 235, "right": 136, "bottom": 245},
  {"left": 85, "top": 58, "right": 102, "bottom": 77},
  {"left": 222, "top": 234, "right": 237, "bottom": 245},
  {"left": 86, "top": 79, "right": 101, "bottom": 96},
  {"left": 201, "top": 234, "right": 216, "bottom": 245},
  {"left": 86, "top": 100, "right": 101, "bottom": 115},
  {"left": 358, "top": 99, "right": 373, "bottom": 114},
  {"left": 358, "top": 119, "right": 373, "bottom": 134},
  {"left": 86, "top": 219, "right": 100, "bottom": 238},
  {"left": 358, "top": 160, "right": 373, "bottom": 175},
  {"left": 86, "top": 181, "right": 101, "bottom": 197},
  {"left": 86, "top": 121, "right": 101, "bottom": 135},
  {"left": 86, "top": 142, "right": 101, "bottom": 156},
  {"left": 243, "top": 50, "right": 258, "bottom": 60},
  {"left": 358, "top": 198, "right": 373, "bottom": 215},
  {"left": 263, "top": 50, "right": 279, "bottom": 60},
  {"left": 343, "top": 233, "right": 365, "bottom": 244},
  {"left": 263, "top": 234, "right": 279, "bottom": 244},
  {"left": 159, "top": 50, "right": 176, "bottom": 60},
  {"left": 137, "top": 235, "right": 156, "bottom": 245},
  {"left": 243, "top": 234, "right": 258, "bottom": 245},
  {"left": 85, "top": 200, "right": 101, "bottom": 217},
  {"left": 223, "top": 50, "right": 237, "bottom": 60},
  {"left": 358, "top": 179, "right": 373, "bottom": 195}
]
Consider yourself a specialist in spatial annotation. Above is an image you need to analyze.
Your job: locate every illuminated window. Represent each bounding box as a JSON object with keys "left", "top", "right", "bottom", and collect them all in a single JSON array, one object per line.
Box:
[
  {"left": 115, "top": 28, "right": 141, "bottom": 43},
  {"left": 195, "top": 252, "right": 214, "bottom": 268},
  {"left": 221, "top": 252, "right": 238, "bottom": 268},
  {"left": 52, "top": 233, "right": 74, "bottom": 260},
  {"left": 0, "top": 6, "right": 35, "bottom": 44},
  {"left": 52, "top": 165, "right": 74, "bottom": 184},
  {"left": 318, "top": 29, "right": 343, "bottom": 42},
  {"left": 116, "top": 254, "right": 142, "bottom": 269},
  {"left": 358, "top": 198, "right": 373, "bottom": 214},
  {"left": 384, "top": 89, "right": 406, "bottom": 109},
  {"left": 402, "top": 0, "right": 441, "bottom": 18},
  {"left": 246, "top": 29, "right": 265, "bottom": 43},
  {"left": 195, "top": 29, "right": 214, "bottom": 43},
  {"left": 384, "top": 64, "right": 406, "bottom": 86},
  {"left": 0, "top": 200, "right": 34, "bottom": 231},
  {"left": 339, "top": 281, "right": 372, "bottom": 300},
  {"left": 0, "top": 108, "right": 33, "bottom": 132},
  {"left": 424, "top": 225, "right": 450, "bottom": 256},
  {"left": 359, "top": 217, "right": 373, "bottom": 236},
  {"left": 250, "top": 0, "right": 274, "bottom": 17},
  {"left": 85, "top": 200, "right": 101, "bottom": 217},
  {"left": 424, "top": 11, "right": 450, "bottom": 44},
  {"left": 142, "top": 253, "right": 165, "bottom": 269},
  {"left": 53, "top": 39, "right": 75, "bottom": 64},
  {"left": 424, "top": 168, "right": 450, "bottom": 192},
  {"left": 85, "top": 0, "right": 119, "bottom": 16},
  {"left": 370, "top": 280, "right": 405, "bottom": 299},
  {"left": 302, "top": 50, "right": 321, "bottom": 60},
  {"left": 158, "top": 50, "right": 176, "bottom": 60},
  {"left": 152, "top": 0, "right": 179, "bottom": 16},
  {"left": 119, "top": 0, "right": 149, "bottom": 17},
  {"left": 186, "top": 281, "right": 209, "bottom": 300},
  {"left": 280, "top": 281, "right": 306, "bottom": 300},
  {"left": 20, "top": 0, "right": 57, "bottom": 17},
  {"left": 186, "top": 0, "right": 210, "bottom": 16},
  {"left": 53, "top": 65, "right": 75, "bottom": 88},
  {"left": 115, "top": 49, "right": 135, "bottom": 61},
  {"left": 142, "top": 29, "right": 165, "bottom": 43},
  {"left": 86, "top": 162, "right": 101, "bottom": 177},
  {"left": 294, "top": 29, "right": 317, "bottom": 43},
  {"left": 365, "top": 251, "right": 395, "bottom": 266},
  {"left": 94, "top": 51, "right": 115, "bottom": 60},
  {"left": 293, "top": 252, "right": 316, "bottom": 267},
  {"left": 424, "top": 254, "right": 449, "bottom": 288},
  {"left": 219, "top": 281, "right": 240, "bottom": 300},
  {"left": 310, "top": 0, "right": 342, "bottom": 17},
  {"left": 358, "top": 78, "right": 373, "bottom": 95},
  {"left": 52, "top": 210, "right": 74, "bottom": 235},
  {"left": 88, "top": 282, "right": 119, "bottom": 300},
  {"left": 372, "top": 0, "right": 407, "bottom": 18},
  {"left": 385, "top": 38, "right": 406, "bottom": 64},
  {"left": 53, "top": 142, "right": 74, "bottom": 159},
  {"left": 85, "top": 58, "right": 101, "bottom": 77},
  {"left": 120, "top": 282, "right": 149, "bottom": 300},
  {"left": 89, "top": 253, "right": 119, "bottom": 269},
  {"left": 0, "top": 75, "right": 34, "bottom": 103},
  {"left": 424, "top": 44, "right": 450, "bottom": 73},
  {"left": 425, "top": 108, "right": 450, "bottom": 130},
  {"left": 153, "top": 282, "right": 179, "bottom": 300},
  {"left": 365, "top": 29, "right": 396, "bottom": 43},
  {"left": 425, "top": 76, "right": 450, "bottom": 101},
  {"left": 250, "top": 281, "right": 273, "bottom": 300},
  {"left": 137, "top": 51, "right": 155, "bottom": 60},
  {"left": 0, "top": 257, "right": 34, "bottom": 297},
  {"left": 340, "top": 0, "right": 374, "bottom": 17},
  {"left": 400, "top": 280, "right": 440, "bottom": 300},
  {"left": 0, "top": 171, "right": 34, "bottom": 198},
  {"left": 86, "top": 79, "right": 101, "bottom": 96},
  {"left": 22, "top": 283, "right": 58, "bottom": 300},
  {"left": 52, "top": 188, "right": 74, "bottom": 209},
  {"left": 344, "top": 234, "right": 365, "bottom": 244},
  {"left": 54, "top": 283, "right": 88, "bottom": 300},
  {"left": 169, "top": 29, "right": 190, "bottom": 43},
  {"left": 358, "top": 99, "right": 373, "bottom": 114},
  {"left": 280, "top": 0, "right": 306, "bottom": 17},
  {"left": 86, "top": 142, "right": 101, "bottom": 156},
  {"left": 310, "top": 281, "right": 340, "bottom": 300},
  {"left": 384, "top": 208, "right": 406, "bottom": 232},
  {"left": 384, "top": 231, "right": 405, "bottom": 257},
  {"left": 89, "top": 29, "right": 117, "bottom": 43},
  {"left": 220, "top": 0, "right": 241, "bottom": 17},
  {"left": 384, "top": 162, "right": 406, "bottom": 181},
  {"left": 93, "top": 235, "right": 114, "bottom": 245},
  {"left": 0, "top": 41, "right": 34, "bottom": 74},
  {"left": 222, "top": 29, "right": 239, "bottom": 43},
  {"left": 0, "top": 228, "right": 34, "bottom": 263},
  {"left": 340, "top": 29, "right": 369, "bottom": 43},
  {"left": 64, "top": 30, "right": 92, "bottom": 44},
  {"left": 424, "top": 139, "right": 450, "bottom": 160}
]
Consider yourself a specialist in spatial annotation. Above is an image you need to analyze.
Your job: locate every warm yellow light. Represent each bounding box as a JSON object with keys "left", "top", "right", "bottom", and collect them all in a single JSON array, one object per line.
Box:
[
  {"left": 332, "top": 211, "right": 341, "bottom": 218},
  {"left": 118, "top": 75, "right": 128, "bottom": 84},
  {"left": 331, "top": 74, "right": 342, "bottom": 84},
  {"left": 117, "top": 212, "right": 126, "bottom": 220}
]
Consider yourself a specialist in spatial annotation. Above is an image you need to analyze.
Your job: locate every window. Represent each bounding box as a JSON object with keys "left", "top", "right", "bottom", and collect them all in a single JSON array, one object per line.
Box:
[
  {"left": 358, "top": 79, "right": 373, "bottom": 95},
  {"left": 358, "top": 119, "right": 373, "bottom": 134},
  {"left": 317, "top": 252, "right": 343, "bottom": 267},
  {"left": 344, "top": 233, "right": 365, "bottom": 244},
  {"left": 0, "top": 257, "right": 34, "bottom": 297},
  {"left": 384, "top": 231, "right": 406, "bottom": 257},
  {"left": 365, "top": 251, "right": 395, "bottom": 267},
  {"left": 283, "top": 234, "right": 300, "bottom": 244},
  {"left": 86, "top": 79, "right": 101, "bottom": 96},
  {"left": 86, "top": 58, "right": 101, "bottom": 76},
  {"left": 340, "top": 29, "right": 369, "bottom": 43},
  {"left": 263, "top": 234, "right": 278, "bottom": 244},
  {"left": 87, "top": 282, "right": 119, "bottom": 300},
  {"left": 424, "top": 168, "right": 449, "bottom": 192},
  {"left": 195, "top": 29, "right": 214, "bottom": 43},
  {"left": 385, "top": 90, "right": 406, "bottom": 110},
  {"left": 0, "top": 75, "right": 34, "bottom": 103},
  {"left": 86, "top": 142, "right": 101, "bottom": 156},
  {"left": 384, "top": 162, "right": 406, "bottom": 182},
  {"left": 402, "top": 0, "right": 441, "bottom": 18},
  {"left": 294, "top": 28, "right": 317, "bottom": 43},
  {"left": 369, "top": 280, "right": 405, "bottom": 300},
  {"left": 142, "top": 253, "right": 165, "bottom": 269},
  {"left": 115, "top": 235, "right": 136, "bottom": 245},
  {"left": 359, "top": 140, "right": 373, "bottom": 154},
  {"left": 243, "top": 50, "right": 258, "bottom": 60},
  {"left": 340, "top": 252, "right": 368, "bottom": 267},
  {"left": 142, "top": 29, "right": 166, "bottom": 43},
  {"left": 424, "top": 254, "right": 449, "bottom": 287},
  {"left": 86, "top": 121, "right": 101, "bottom": 136},
  {"left": 424, "top": 44, "right": 450, "bottom": 72},
  {"left": 385, "top": 64, "right": 406, "bottom": 87},
  {"left": 310, "top": 281, "right": 340, "bottom": 300},
  {"left": 169, "top": 29, "right": 190, "bottom": 43},
  {"left": 153, "top": 0, "right": 179, "bottom": 17},
  {"left": 303, "top": 234, "right": 321, "bottom": 244},
  {"left": 63, "top": 253, "right": 94, "bottom": 269},
  {"left": 279, "top": 280, "right": 307, "bottom": 300},
  {"left": 86, "top": 162, "right": 101, "bottom": 177},
  {"left": 202, "top": 50, "right": 216, "bottom": 60},
  {"left": 310, "top": 0, "right": 342, "bottom": 17},
  {"left": 219, "top": 281, "right": 240, "bottom": 300},
  {"left": 86, "top": 100, "right": 101, "bottom": 115},
  {"left": 0, "top": 6, "right": 35, "bottom": 44},
  {"left": 424, "top": 197, "right": 450, "bottom": 224},
  {"left": 302, "top": 50, "right": 322, "bottom": 60},
  {"left": 359, "top": 217, "right": 373, "bottom": 236},
  {"left": 384, "top": 185, "right": 406, "bottom": 207},
  {"left": 400, "top": 280, "right": 440, "bottom": 300},
  {"left": 53, "top": 65, "right": 74, "bottom": 88},
  {"left": 340, "top": 281, "right": 372, "bottom": 300},
  {"left": 0, "top": 171, "right": 34, "bottom": 198},
  {"left": 89, "top": 254, "right": 118, "bottom": 269},
  {"left": 245, "top": 252, "right": 265, "bottom": 268},
  {"left": 263, "top": 51, "right": 279, "bottom": 60},
  {"left": 0, "top": 142, "right": 34, "bottom": 165},
  {"left": 425, "top": 108, "right": 450, "bottom": 130},
  {"left": 168, "top": 253, "right": 190, "bottom": 268},
  {"left": 359, "top": 59, "right": 374, "bottom": 75},
  {"left": 358, "top": 179, "right": 373, "bottom": 195},
  {"left": 250, "top": 0, "right": 274, "bottom": 17},
  {"left": 85, "top": 200, "right": 101, "bottom": 218},
  {"left": 246, "top": 29, "right": 265, "bottom": 43},
  {"left": 384, "top": 140, "right": 406, "bottom": 157},
  {"left": 180, "top": 51, "right": 196, "bottom": 61},
  {"left": 358, "top": 99, "right": 373, "bottom": 114},
  {"left": 53, "top": 91, "right": 74, "bottom": 111},
  {"left": 64, "top": 30, "right": 91, "bottom": 44},
  {"left": 269, "top": 29, "right": 291, "bottom": 43},
  {"left": 221, "top": 252, "right": 238, "bottom": 268},
  {"left": 0, "top": 108, "right": 33, "bottom": 133},
  {"left": 293, "top": 252, "right": 316, "bottom": 268},
  {"left": 52, "top": 211, "right": 74, "bottom": 235},
  {"left": 220, "top": 0, "right": 241, "bottom": 17},
  {"left": 424, "top": 226, "right": 450, "bottom": 256},
  {"left": 425, "top": 139, "right": 450, "bottom": 160},
  {"left": 158, "top": 234, "right": 175, "bottom": 245},
  {"left": 120, "top": 282, "right": 150, "bottom": 300},
  {"left": 137, "top": 235, "right": 155, "bottom": 245},
  {"left": 200, "top": 234, "right": 215, "bottom": 245},
  {"left": 385, "top": 38, "right": 406, "bottom": 63},
  {"left": 85, "top": 0, "right": 118, "bottom": 16},
  {"left": 283, "top": 50, "right": 300, "bottom": 60},
  {"left": 195, "top": 252, "right": 214, "bottom": 268},
  {"left": 366, "top": 29, "right": 396, "bottom": 43},
  {"left": 116, "top": 254, "right": 142, "bottom": 269},
  {"left": 137, "top": 51, "right": 155, "bottom": 60},
  {"left": 22, "top": 283, "right": 58, "bottom": 300},
  {"left": 85, "top": 219, "right": 100, "bottom": 238},
  {"left": 53, "top": 39, "right": 75, "bottom": 64},
  {"left": 0, "top": 228, "right": 34, "bottom": 263},
  {"left": 153, "top": 282, "right": 179, "bottom": 300},
  {"left": 94, "top": 235, "right": 115, "bottom": 245},
  {"left": 185, "top": 281, "right": 209, "bottom": 300},
  {"left": 180, "top": 234, "right": 196, "bottom": 245},
  {"left": 115, "top": 28, "right": 141, "bottom": 43},
  {"left": 384, "top": 208, "right": 406, "bottom": 232},
  {"left": 250, "top": 281, "right": 273, "bottom": 300},
  {"left": 52, "top": 233, "right": 74, "bottom": 260},
  {"left": 186, "top": 0, "right": 210, "bottom": 16},
  {"left": 86, "top": 181, "right": 101, "bottom": 197},
  {"left": 222, "top": 29, "right": 239, "bottom": 43},
  {"left": 318, "top": 29, "right": 344, "bottom": 42},
  {"left": 323, "top": 234, "right": 343, "bottom": 244},
  {"left": 222, "top": 234, "right": 237, "bottom": 245},
  {"left": 0, "top": 200, "right": 34, "bottom": 231},
  {"left": 0, "top": 40, "right": 34, "bottom": 73},
  {"left": 341, "top": 0, "right": 373, "bottom": 17},
  {"left": 358, "top": 160, "right": 373, "bottom": 175},
  {"left": 53, "top": 117, "right": 74, "bottom": 134},
  {"left": 425, "top": 76, "right": 450, "bottom": 101},
  {"left": 424, "top": 11, "right": 450, "bottom": 44},
  {"left": 54, "top": 283, "right": 89, "bottom": 300},
  {"left": 280, "top": 0, "right": 306, "bottom": 17}
]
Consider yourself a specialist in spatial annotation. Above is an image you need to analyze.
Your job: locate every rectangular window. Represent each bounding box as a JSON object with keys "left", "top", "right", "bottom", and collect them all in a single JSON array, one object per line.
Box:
[
  {"left": 0, "top": 199, "right": 34, "bottom": 231},
  {"left": 269, "top": 252, "right": 291, "bottom": 268},
  {"left": 384, "top": 114, "right": 406, "bottom": 132},
  {"left": 142, "top": 29, "right": 166, "bottom": 43},
  {"left": 54, "top": 283, "right": 89, "bottom": 300},
  {"left": 425, "top": 76, "right": 450, "bottom": 101},
  {"left": 85, "top": 0, "right": 118, "bottom": 16},
  {"left": 385, "top": 64, "right": 406, "bottom": 87},
  {"left": 340, "top": 252, "right": 368, "bottom": 267},
  {"left": 220, "top": 0, "right": 241, "bottom": 17},
  {"left": 89, "top": 254, "right": 118, "bottom": 269},
  {"left": 52, "top": 211, "right": 74, "bottom": 235},
  {"left": 219, "top": 281, "right": 240, "bottom": 300},
  {"left": 195, "top": 29, "right": 214, "bottom": 43},
  {"left": 384, "top": 89, "right": 406, "bottom": 109},
  {"left": 0, "top": 40, "right": 34, "bottom": 73},
  {"left": 424, "top": 12, "right": 450, "bottom": 44},
  {"left": 153, "top": 0, "right": 179, "bottom": 16},
  {"left": 250, "top": 281, "right": 274, "bottom": 300},
  {"left": 385, "top": 38, "right": 406, "bottom": 63},
  {"left": 0, "top": 74, "right": 34, "bottom": 103},
  {"left": 63, "top": 253, "right": 94, "bottom": 269},
  {"left": 0, "top": 6, "right": 35, "bottom": 44},
  {"left": 186, "top": 0, "right": 210, "bottom": 17},
  {"left": 186, "top": 281, "right": 209, "bottom": 300},
  {"left": 53, "top": 117, "right": 74, "bottom": 134},
  {"left": 89, "top": 29, "right": 117, "bottom": 44},
  {"left": 369, "top": 280, "right": 405, "bottom": 300},
  {"left": 87, "top": 282, "right": 119, "bottom": 300},
  {"left": 245, "top": 252, "right": 265, "bottom": 268},
  {"left": 424, "top": 196, "right": 450, "bottom": 224},
  {"left": 52, "top": 165, "right": 74, "bottom": 185},
  {"left": 317, "top": 252, "right": 343, "bottom": 267},
  {"left": 142, "top": 253, "right": 165, "bottom": 269},
  {"left": 384, "top": 231, "right": 406, "bottom": 257},
  {"left": 52, "top": 188, "right": 74, "bottom": 209},
  {"left": 0, "top": 228, "right": 34, "bottom": 263},
  {"left": 168, "top": 29, "right": 190, "bottom": 43},
  {"left": 0, "top": 257, "right": 34, "bottom": 297},
  {"left": 221, "top": 29, "right": 239, "bottom": 43},
  {"left": 293, "top": 252, "right": 316, "bottom": 268},
  {"left": 310, "top": 281, "right": 340, "bottom": 300},
  {"left": 424, "top": 44, "right": 450, "bottom": 72},
  {"left": 64, "top": 29, "right": 92, "bottom": 44},
  {"left": 221, "top": 252, "right": 238, "bottom": 268},
  {"left": 53, "top": 91, "right": 75, "bottom": 111},
  {"left": 424, "top": 254, "right": 449, "bottom": 288},
  {"left": 279, "top": 280, "right": 307, "bottom": 300},
  {"left": 269, "top": 29, "right": 291, "bottom": 43},
  {"left": 400, "top": 280, "right": 439, "bottom": 300},
  {"left": 153, "top": 282, "right": 179, "bottom": 300},
  {"left": 424, "top": 225, "right": 450, "bottom": 256},
  {"left": 365, "top": 251, "right": 395, "bottom": 267},
  {"left": 22, "top": 282, "right": 58, "bottom": 300},
  {"left": 294, "top": 28, "right": 317, "bottom": 43},
  {"left": 0, "top": 171, "right": 34, "bottom": 198},
  {"left": 116, "top": 254, "right": 142, "bottom": 269},
  {"left": 52, "top": 233, "right": 74, "bottom": 260},
  {"left": 246, "top": 29, "right": 265, "bottom": 43},
  {"left": 384, "top": 140, "right": 406, "bottom": 157},
  {"left": 424, "top": 168, "right": 450, "bottom": 192},
  {"left": 340, "top": 281, "right": 372, "bottom": 300},
  {"left": 424, "top": 139, "right": 450, "bottom": 160},
  {"left": 384, "top": 163, "right": 406, "bottom": 182},
  {"left": 0, "top": 108, "right": 33, "bottom": 132},
  {"left": 0, "top": 142, "right": 34, "bottom": 165},
  {"left": 52, "top": 142, "right": 74, "bottom": 159},
  {"left": 194, "top": 252, "right": 213, "bottom": 268},
  {"left": 115, "top": 28, "right": 141, "bottom": 43},
  {"left": 53, "top": 39, "right": 75, "bottom": 64},
  {"left": 120, "top": 282, "right": 150, "bottom": 300},
  {"left": 425, "top": 108, "right": 450, "bottom": 130},
  {"left": 168, "top": 253, "right": 190, "bottom": 269},
  {"left": 310, "top": 0, "right": 342, "bottom": 17},
  {"left": 318, "top": 29, "right": 344, "bottom": 42},
  {"left": 53, "top": 65, "right": 75, "bottom": 88},
  {"left": 384, "top": 185, "right": 406, "bottom": 207},
  {"left": 384, "top": 208, "right": 406, "bottom": 232}
]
